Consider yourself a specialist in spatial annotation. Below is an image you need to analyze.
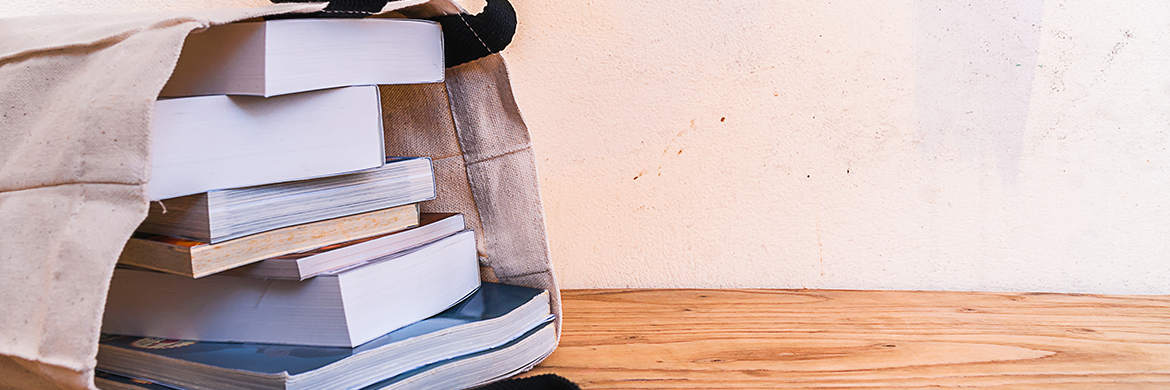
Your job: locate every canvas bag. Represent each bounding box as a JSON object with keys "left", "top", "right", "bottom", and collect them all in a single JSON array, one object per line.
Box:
[{"left": 0, "top": 1, "right": 560, "bottom": 388}]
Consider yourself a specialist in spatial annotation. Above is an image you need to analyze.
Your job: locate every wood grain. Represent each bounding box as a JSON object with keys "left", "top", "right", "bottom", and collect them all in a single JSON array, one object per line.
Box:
[{"left": 524, "top": 289, "right": 1170, "bottom": 389}]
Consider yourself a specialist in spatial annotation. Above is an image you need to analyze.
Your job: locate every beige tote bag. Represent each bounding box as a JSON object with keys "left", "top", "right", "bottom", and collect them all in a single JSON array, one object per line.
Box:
[{"left": 0, "top": 1, "right": 559, "bottom": 388}]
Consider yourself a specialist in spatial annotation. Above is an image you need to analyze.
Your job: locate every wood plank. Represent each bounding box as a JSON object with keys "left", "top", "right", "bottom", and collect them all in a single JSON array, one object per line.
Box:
[{"left": 524, "top": 289, "right": 1170, "bottom": 388}]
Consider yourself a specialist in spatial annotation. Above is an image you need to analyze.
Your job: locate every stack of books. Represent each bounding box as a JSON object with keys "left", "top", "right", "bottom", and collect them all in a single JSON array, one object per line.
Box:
[{"left": 97, "top": 17, "right": 556, "bottom": 390}]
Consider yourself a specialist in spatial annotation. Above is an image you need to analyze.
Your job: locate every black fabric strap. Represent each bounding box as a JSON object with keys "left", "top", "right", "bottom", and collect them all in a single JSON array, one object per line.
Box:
[
  {"left": 477, "top": 374, "right": 582, "bottom": 390},
  {"left": 320, "top": 0, "right": 389, "bottom": 13},
  {"left": 267, "top": 0, "right": 516, "bottom": 67},
  {"left": 269, "top": 0, "right": 389, "bottom": 17},
  {"left": 429, "top": 0, "right": 516, "bottom": 67}
]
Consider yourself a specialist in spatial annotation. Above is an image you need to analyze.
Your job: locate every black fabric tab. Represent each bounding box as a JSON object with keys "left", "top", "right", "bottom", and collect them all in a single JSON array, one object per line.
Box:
[
  {"left": 477, "top": 374, "right": 582, "bottom": 390},
  {"left": 430, "top": 0, "right": 517, "bottom": 67},
  {"left": 322, "top": 0, "right": 389, "bottom": 13},
  {"left": 268, "top": 0, "right": 390, "bottom": 18}
]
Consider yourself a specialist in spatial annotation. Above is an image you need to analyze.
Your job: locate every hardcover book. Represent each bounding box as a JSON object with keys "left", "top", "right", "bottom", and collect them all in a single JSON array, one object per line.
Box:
[
  {"left": 159, "top": 18, "right": 444, "bottom": 98},
  {"left": 150, "top": 85, "right": 385, "bottom": 200},
  {"left": 104, "top": 230, "right": 481, "bottom": 347}
]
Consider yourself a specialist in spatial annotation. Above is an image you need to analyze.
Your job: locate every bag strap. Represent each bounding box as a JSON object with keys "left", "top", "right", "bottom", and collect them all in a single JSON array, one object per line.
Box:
[
  {"left": 269, "top": 0, "right": 390, "bottom": 17},
  {"left": 429, "top": 0, "right": 516, "bottom": 67},
  {"left": 268, "top": 0, "right": 517, "bottom": 68}
]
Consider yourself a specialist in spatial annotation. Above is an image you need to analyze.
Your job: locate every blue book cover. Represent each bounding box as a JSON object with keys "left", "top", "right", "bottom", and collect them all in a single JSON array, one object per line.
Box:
[
  {"left": 94, "top": 321, "right": 557, "bottom": 390},
  {"left": 359, "top": 322, "right": 556, "bottom": 390},
  {"left": 97, "top": 282, "right": 549, "bottom": 381},
  {"left": 95, "top": 370, "right": 182, "bottom": 390}
]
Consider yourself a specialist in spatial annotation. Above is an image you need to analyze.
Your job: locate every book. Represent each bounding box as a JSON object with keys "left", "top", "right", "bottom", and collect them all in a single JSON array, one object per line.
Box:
[
  {"left": 119, "top": 204, "right": 418, "bottom": 278},
  {"left": 149, "top": 85, "right": 385, "bottom": 201},
  {"left": 97, "top": 283, "right": 554, "bottom": 390},
  {"left": 139, "top": 157, "right": 436, "bottom": 244},
  {"left": 159, "top": 18, "right": 444, "bottom": 98},
  {"left": 224, "top": 213, "right": 466, "bottom": 281},
  {"left": 95, "top": 371, "right": 178, "bottom": 390},
  {"left": 363, "top": 323, "right": 557, "bottom": 390},
  {"left": 104, "top": 230, "right": 482, "bottom": 347},
  {"left": 96, "top": 324, "right": 557, "bottom": 390}
]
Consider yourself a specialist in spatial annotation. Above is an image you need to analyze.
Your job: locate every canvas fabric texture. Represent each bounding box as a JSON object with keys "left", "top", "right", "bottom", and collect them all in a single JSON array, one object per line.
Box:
[{"left": 0, "top": 1, "right": 560, "bottom": 389}]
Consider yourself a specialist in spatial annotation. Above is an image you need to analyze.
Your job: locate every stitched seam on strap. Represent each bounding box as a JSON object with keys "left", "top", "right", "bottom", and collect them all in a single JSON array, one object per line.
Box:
[
  {"left": 498, "top": 269, "right": 552, "bottom": 280},
  {"left": 465, "top": 144, "right": 531, "bottom": 165},
  {"left": 457, "top": 13, "right": 491, "bottom": 54},
  {"left": 0, "top": 181, "right": 142, "bottom": 194}
]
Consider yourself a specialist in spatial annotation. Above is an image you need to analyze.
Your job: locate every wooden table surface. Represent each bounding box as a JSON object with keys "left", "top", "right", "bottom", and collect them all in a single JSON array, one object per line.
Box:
[{"left": 524, "top": 289, "right": 1170, "bottom": 389}]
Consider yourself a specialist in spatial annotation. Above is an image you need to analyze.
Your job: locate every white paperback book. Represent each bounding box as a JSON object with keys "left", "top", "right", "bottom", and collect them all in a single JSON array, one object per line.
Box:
[
  {"left": 139, "top": 157, "right": 436, "bottom": 244},
  {"left": 102, "top": 230, "right": 480, "bottom": 348},
  {"left": 159, "top": 18, "right": 444, "bottom": 98},
  {"left": 148, "top": 85, "right": 385, "bottom": 201},
  {"left": 224, "top": 213, "right": 466, "bottom": 280}
]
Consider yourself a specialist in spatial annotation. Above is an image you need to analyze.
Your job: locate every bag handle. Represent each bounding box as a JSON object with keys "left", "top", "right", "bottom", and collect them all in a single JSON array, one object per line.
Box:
[{"left": 269, "top": 0, "right": 516, "bottom": 67}]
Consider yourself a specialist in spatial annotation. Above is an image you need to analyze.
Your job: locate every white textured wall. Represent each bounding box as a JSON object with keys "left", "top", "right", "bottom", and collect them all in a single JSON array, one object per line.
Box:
[
  {"left": 511, "top": 0, "right": 1170, "bottom": 294},
  {"left": 5, "top": 1, "right": 1168, "bottom": 294}
]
